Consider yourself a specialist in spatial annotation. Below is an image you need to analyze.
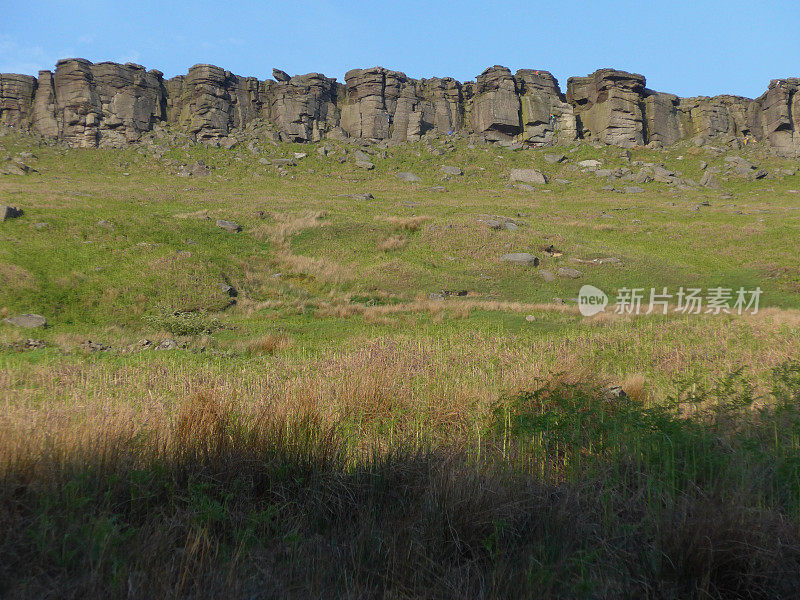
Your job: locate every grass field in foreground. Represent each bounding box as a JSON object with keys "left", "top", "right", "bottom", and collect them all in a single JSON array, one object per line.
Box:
[{"left": 1, "top": 130, "right": 800, "bottom": 598}]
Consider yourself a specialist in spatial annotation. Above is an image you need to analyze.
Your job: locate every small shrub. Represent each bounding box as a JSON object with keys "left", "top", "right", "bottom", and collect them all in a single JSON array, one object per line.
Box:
[{"left": 145, "top": 305, "right": 220, "bottom": 336}]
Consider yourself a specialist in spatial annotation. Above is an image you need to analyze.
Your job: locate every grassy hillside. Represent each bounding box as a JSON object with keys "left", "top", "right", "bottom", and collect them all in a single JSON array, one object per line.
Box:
[{"left": 1, "top": 130, "right": 800, "bottom": 598}]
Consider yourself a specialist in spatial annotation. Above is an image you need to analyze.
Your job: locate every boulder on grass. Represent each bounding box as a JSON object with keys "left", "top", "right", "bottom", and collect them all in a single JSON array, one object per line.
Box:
[
  {"left": 509, "top": 168, "right": 547, "bottom": 184},
  {"left": 501, "top": 253, "right": 540, "bottom": 266},
  {"left": 3, "top": 314, "right": 47, "bottom": 328}
]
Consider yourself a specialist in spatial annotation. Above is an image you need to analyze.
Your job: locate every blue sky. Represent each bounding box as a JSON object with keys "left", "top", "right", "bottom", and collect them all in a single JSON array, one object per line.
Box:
[{"left": 1, "top": 0, "right": 798, "bottom": 98}]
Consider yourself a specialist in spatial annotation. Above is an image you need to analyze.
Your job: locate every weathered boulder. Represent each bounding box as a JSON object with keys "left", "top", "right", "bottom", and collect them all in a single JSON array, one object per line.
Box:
[
  {"left": 544, "top": 153, "right": 566, "bottom": 164},
  {"left": 578, "top": 159, "right": 602, "bottom": 169},
  {"left": 177, "top": 161, "right": 211, "bottom": 177},
  {"left": 700, "top": 171, "right": 720, "bottom": 188},
  {"left": 216, "top": 219, "right": 241, "bottom": 232},
  {"left": 3, "top": 314, "right": 47, "bottom": 328},
  {"left": 396, "top": 171, "right": 421, "bottom": 182},
  {"left": 272, "top": 68, "right": 291, "bottom": 83},
  {"left": 338, "top": 193, "right": 374, "bottom": 201},
  {"left": 1, "top": 205, "right": 24, "bottom": 220},
  {"left": 510, "top": 168, "right": 547, "bottom": 184},
  {"left": 440, "top": 165, "right": 463, "bottom": 175},
  {"left": 557, "top": 267, "right": 582, "bottom": 279},
  {"left": 501, "top": 253, "right": 539, "bottom": 265},
  {"left": 1, "top": 161, "right": 34, "bottom": 175}
]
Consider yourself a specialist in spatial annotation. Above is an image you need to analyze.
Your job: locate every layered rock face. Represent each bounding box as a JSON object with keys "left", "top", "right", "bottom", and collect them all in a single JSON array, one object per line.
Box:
[
  {"left": 470, "top": 66, "right": 522, "bottom": 140},
  {"left": 677, "top": 95, "right": 752, "bottom": 142},
  {"left": 340, "top": 67, "right": 397, "bottom": 140},
  {"left": 1, "top": 59, "right": 798, "bottom": 156},
  {"left": 567, "top": 69, "right": 646, "bottom": 147},
  {"left": 267, "top": 71, "right": 341, "bottom": 142},
  {"left": 515, "top": 69, "right": 576, "bottom": 145},
  {"left": 166, "top": 64, "right": 260, "bottom": 143},
  {"left": 340, "top": 67, "right": 464, "bottom": 142},
  {"left": 0, "top": 74, "right": 36, "bottom": 128},
  {"left": 643, "top": 92, "right": 681, "bottom": 146},
  {"left": 35, "top": 59, "right": 167, "bottom": 147},
  {"left": 751, "top": 79, "right": 800, "bottom": 157}
]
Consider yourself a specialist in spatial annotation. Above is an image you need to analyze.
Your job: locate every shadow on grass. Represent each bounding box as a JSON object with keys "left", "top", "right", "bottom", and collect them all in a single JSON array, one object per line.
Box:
[{"left": 2, "top": 363, "right": 800, "bottom": 598}]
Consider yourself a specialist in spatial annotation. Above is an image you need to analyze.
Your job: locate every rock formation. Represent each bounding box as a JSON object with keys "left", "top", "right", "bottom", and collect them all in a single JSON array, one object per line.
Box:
[
  {"left": 166, "top": 64, "right": 258, "bottom": 144},
  {"left": 267, "top": 72, "right": 341, "bottom": 142},
  {"left": 567, "top": 69, "right": 646, "bottom": 147},
  {"left": 0, "top": 74, "right": 36, "bottom": 128},
  {"left": 338, "top": 67, "right": 465, "bottom": 143},
  {"left": 470, "top": 66, "right": 521, "bottom": 140},
  {"left": 516, "top": 69, "right": 576, "bottom": 145},
  {"left": 0, "top": 59, "right": 797, "bottom": 156},
  {"left": 751, "top": 79, "right": 800, "bottom": 157}
]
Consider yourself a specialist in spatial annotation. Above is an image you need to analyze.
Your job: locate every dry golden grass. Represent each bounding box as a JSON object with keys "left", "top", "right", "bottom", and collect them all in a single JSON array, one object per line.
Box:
[
  {"left": 279, "top": 253, "right": 355, "bottom": 284},
  {"left": 272, "top": 210, "right": 327, "bottom": 246},
  {"left": 581, "top": 310, "right": 631, "bottom": 325},
  {"left": 10, "top": 317, "right": 781, "bottom": 446},
  {"left": 172, "top": 209, "right": 212, "bottom": 219},
  {"left": 236, "top": 333, "right": 291, "bottom": 355},
  {"left": 377, "top": 234, "right": 408, "bottom": 251},
  {"left": 746, "top": 306, "right": 800, "bottom": 328},
  {"left": 314, "top": 298, "right": 576, "bottom": 320},
  {"left": 377, "top": 214, "right": 432, "bottom": 232},
  {"left": 620, "top": 373, "right": 648, "bottom": 403},
  {"left": 251, "top": 210, "right": 357, "bottom": 284},
  {"left": 0, "top": 262, "right": 35, "bottom": 290}
]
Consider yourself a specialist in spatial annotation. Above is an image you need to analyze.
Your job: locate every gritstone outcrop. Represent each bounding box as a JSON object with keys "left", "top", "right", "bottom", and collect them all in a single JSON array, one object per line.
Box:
[{"left": 0, "top": 60, "right": 797, "bottom": 156}]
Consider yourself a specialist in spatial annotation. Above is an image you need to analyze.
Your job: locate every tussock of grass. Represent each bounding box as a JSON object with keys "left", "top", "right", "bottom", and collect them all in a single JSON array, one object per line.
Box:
[
  {"left": 236, "top": 332, "right": 290, "bottom": 355},
  {"left": 378, "top": 214, "right": 432, "bottom": 232},
  {"left": 377, "top": 233, "right": 408, "bottom": 251},
  {"left": 0, "top": 262, "right": 36, "bottom": 290}
]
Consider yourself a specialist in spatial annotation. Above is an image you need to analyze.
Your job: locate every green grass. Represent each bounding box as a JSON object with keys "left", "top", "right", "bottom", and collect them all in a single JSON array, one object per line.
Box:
[{"left": 2, "top": 129, "right": 800, "bottom": 598}]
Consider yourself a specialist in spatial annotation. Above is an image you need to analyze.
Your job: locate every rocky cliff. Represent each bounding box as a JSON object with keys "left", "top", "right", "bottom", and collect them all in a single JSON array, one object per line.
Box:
[{"left": 0, "top": 59, "right": 797, "bottom": 156}]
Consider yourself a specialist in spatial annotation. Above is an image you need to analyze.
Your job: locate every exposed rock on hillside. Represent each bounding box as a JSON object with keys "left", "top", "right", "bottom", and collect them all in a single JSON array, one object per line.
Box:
[
  {"left": 0, "top": 59, "right": 797, "bottom": 157},
  {"left": 567, "top": 69, "right": 646, "bottom": 147},
  {"left": 752, "top": 78, "right": 800, "bottom": 157},
  {"left": 471, "top": 66, "right": 521, "bottom": 140}
]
